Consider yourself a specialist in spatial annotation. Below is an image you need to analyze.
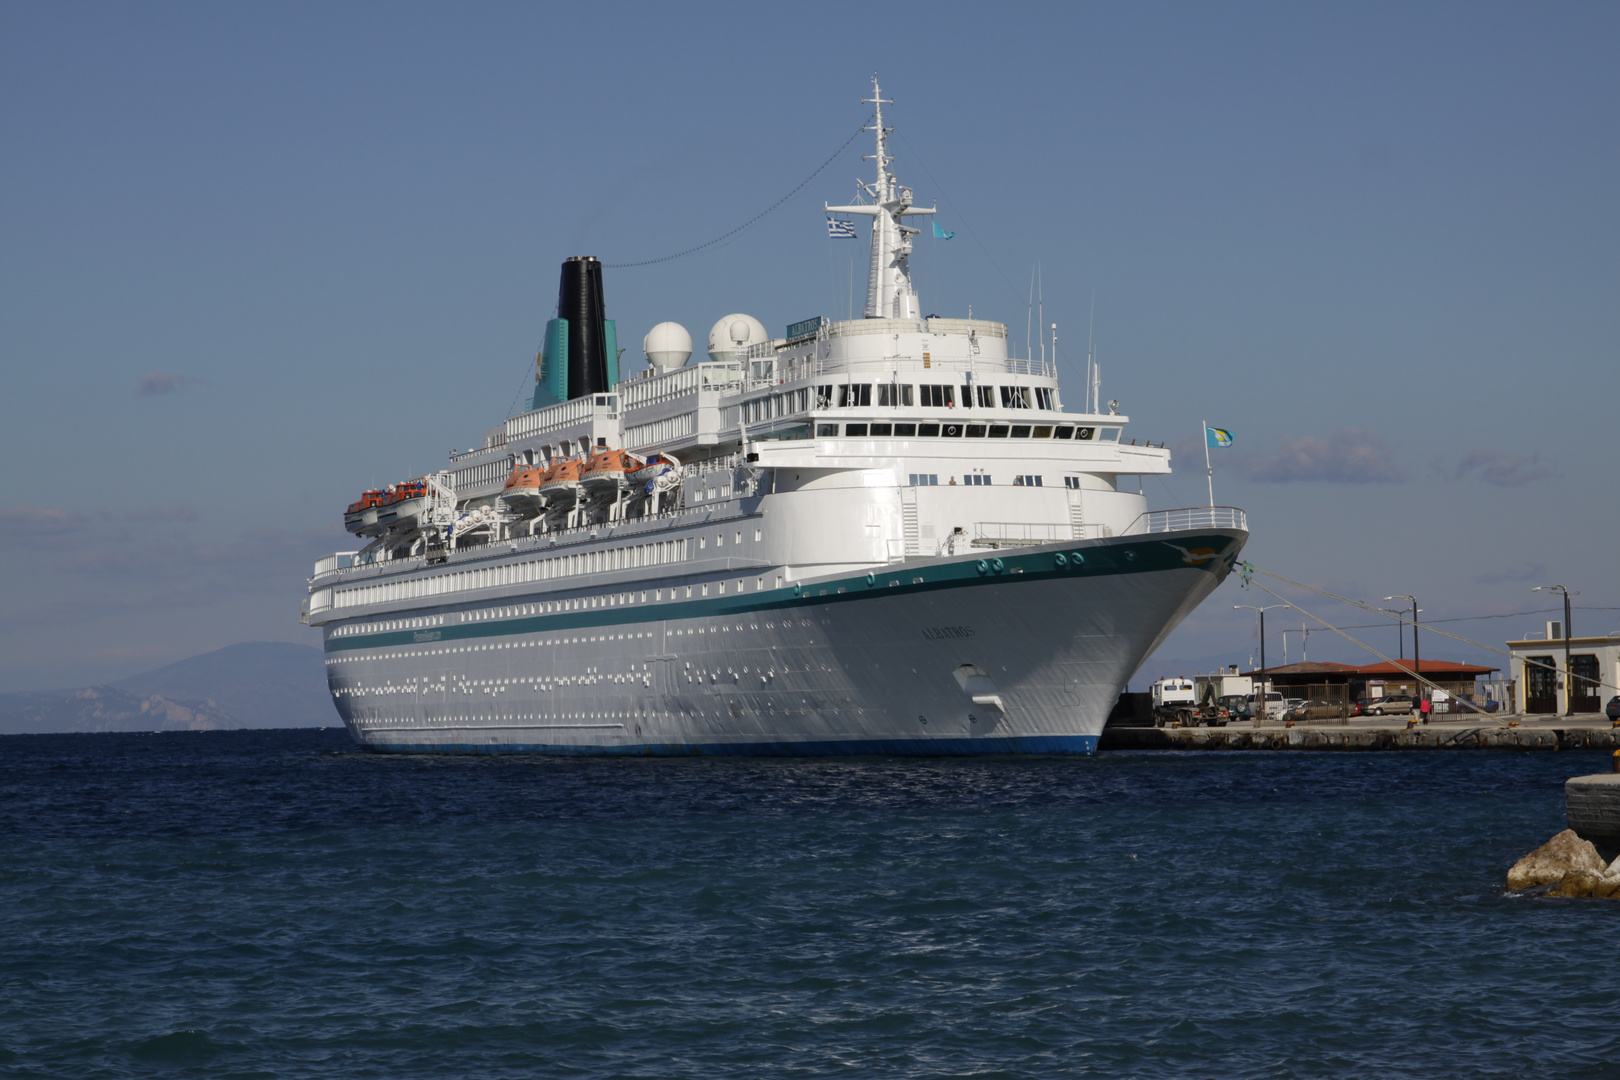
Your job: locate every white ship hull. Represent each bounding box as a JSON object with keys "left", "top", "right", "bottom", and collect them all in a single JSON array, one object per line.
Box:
[{"left": 324, "top": 528, "right": 1243, "bottom": 755}]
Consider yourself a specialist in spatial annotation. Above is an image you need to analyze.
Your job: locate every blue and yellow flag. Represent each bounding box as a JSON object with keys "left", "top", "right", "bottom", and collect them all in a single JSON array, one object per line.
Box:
[{"left": 1206, "top": 426, "right": 1234, "bottom": 448}]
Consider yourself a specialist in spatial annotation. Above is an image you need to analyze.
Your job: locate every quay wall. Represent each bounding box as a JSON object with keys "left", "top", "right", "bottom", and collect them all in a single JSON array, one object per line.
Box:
[{"left": 1101, "top": 717, "right": 1620, "bottom": 753}]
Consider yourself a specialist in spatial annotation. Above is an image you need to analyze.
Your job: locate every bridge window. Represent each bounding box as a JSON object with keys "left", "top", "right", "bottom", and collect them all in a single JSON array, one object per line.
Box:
[
  {"left": 815, "top": 385, "right": 833, "bottom": 409},
  {"left": 919, "top": 385, "right": 954, "bottom": 407},
  {"left": 1000, "top": 386, "right": 1031, "bottom": 409},
  {"left": 974, "top": 386, "right": 994, "bottom": 407},
  {"left": 1035, "top": 388, "right": 1055, "bottom": 410},
  {"left": 878, "top": 384, "right": 913, "bottom": 407},
  {"left": 838, "top": 384, "right": 871, "bottom": 408}
]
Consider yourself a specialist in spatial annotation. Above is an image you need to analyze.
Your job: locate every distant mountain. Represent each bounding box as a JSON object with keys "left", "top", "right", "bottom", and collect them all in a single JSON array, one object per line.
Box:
[{"left": 0, "top": 642, "right": 338, "bottom": 735}]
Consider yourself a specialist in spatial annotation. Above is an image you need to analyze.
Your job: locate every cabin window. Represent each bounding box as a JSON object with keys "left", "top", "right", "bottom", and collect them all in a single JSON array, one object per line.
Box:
[
  {"left": 878, "top": 384, "right": 913, "bottom": 407},
  {"left": 1010, "top": 425, "right": 1032, "bottom": 438},
  {"left": 894, "top": 422, "right": 917, "bottom": 436},
  {"left": 817, "top": 423, "right": 838, "bottom": 436},
  {"left": 919, "top": 385, "right": 954, "bottom": 407},
  {"left": 988, "top": 424, "right": 1010, "bottom": 438},
  {"left": 735, "top": 531, "right": 742, "bottom": 544},
  {"left": 908, "top": 474, "right": 940, "bottom": 486},
  {"left": 1035, "top": 388, "right": 1056, "bottom": 410},
  {"left": 1099, "top": 428, "right": 1120, "bottom": 442},
  {"left": 869, "top": 423, "right": 893, "bottom": 436},
  {"left": 918, "top": 423, "right": 941, "bottom": 437},
  {"left": 839, "top": 384, "right": 872, "bottom": 408},
  {"left": 974, "top": 386, "right": 995, "bottom": 407},
  {"left": 1033, "top": 426, "right": 1053, "bottom": 438},
  {"left": 1075, "top": 427, "right": 1095, "bottom": 440},
  {"left": 844, "top": 423, "right": 868, "bottom": 436},
  {"left": 965, "top": 474, "right": 992, "bottom": 486},
  {"left": 1000, "top": 386, "right": 1031, "bottom": 409},
  {"left": 1013, "top": 475, "right": 1043, "bottom": 487},
  {"left": 964, "top": 424, "right": 986, "bottom": 438},
  {"left": 959, "top": 385, "right": 973, "bottom": 408},
  {"left": 1053, "top": 426, "right": 1073, "bottom": 439},
  {"left": 1064, "top": 476, "right": 1081, "bottom": 489}
]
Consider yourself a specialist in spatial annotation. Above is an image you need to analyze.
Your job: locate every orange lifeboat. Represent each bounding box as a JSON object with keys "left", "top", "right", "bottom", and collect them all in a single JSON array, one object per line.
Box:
[
  {"left": 344, "top": 488, "right": 388, "bottom": 535},
  {"left": 539, "top": 458, "right": 583, "bottom": 507},
  {"left": 375, "top": 479, "right": 431, "bottom": 529},
  {"left": 500, "top": 464, "right": 547, "bottom": 511},
  {"left": 581, "top": 448, "right": 641, "bottom": 494}
]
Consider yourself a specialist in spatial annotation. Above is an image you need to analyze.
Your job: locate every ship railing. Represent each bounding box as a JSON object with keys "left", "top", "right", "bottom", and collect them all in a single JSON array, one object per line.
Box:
[
  {"left": 1124, "top": 506, "right": 1249, "bottom": 535},
  {"left": 971, "top": 521, "right": 1074, "bottom": 548}
]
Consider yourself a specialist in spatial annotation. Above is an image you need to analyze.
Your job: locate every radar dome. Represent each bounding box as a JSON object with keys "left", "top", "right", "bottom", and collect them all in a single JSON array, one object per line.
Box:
[
  {"left": 642, "top": 321, "right": 693, "bottom": 371},
  {"left": 706, "top": 313, "right": 769, "bottom": 361}
]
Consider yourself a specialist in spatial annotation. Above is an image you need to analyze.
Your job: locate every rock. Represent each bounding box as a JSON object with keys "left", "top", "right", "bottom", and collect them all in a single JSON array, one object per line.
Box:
[
  {"left": 1506, "top": 829, "right": 1607, "bottom": 890},
  {"left": 1547, "top": 870, "right": 1604, "bottom": 898},
  {"left": 1595, "top": 874, "right": 1620, "bottom": 900}
]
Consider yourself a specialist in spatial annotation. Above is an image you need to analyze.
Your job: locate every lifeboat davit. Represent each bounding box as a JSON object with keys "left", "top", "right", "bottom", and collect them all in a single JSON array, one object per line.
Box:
[
  {"left": 539, "top": 459, "right": 583, "bottom": 507},
  {"left": 500, "top": 464, "right": 547, "bottom": 512},
  {"left": 581, "top": 448, "right": 641, "bottom": 495}
]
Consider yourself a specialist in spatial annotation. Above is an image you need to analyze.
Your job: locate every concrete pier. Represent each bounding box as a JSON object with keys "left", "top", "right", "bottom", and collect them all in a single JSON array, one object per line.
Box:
[
  {"left": 1566, "top": 770, "right": 1620, "bottom": 849},
  {"left": 1099, "top": 714, "right": 1620, "bottom": 753}
]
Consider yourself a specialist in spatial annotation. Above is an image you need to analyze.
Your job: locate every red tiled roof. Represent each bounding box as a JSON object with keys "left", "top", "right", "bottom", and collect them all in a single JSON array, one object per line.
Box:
[{"left": 1354, "top": 659, "right": 1498, "bottom": 676}]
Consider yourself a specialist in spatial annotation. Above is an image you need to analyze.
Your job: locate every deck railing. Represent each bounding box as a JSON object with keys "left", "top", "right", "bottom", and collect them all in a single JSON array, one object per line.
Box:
[{"left": 1124, "top": 506, "right": 1248, "bottom": 535}]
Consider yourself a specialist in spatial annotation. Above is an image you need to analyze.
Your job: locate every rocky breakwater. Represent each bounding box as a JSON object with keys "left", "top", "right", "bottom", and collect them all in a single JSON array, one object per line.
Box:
[{"left": 1506, "top": 830, "right": 1620, "bottom": 899}]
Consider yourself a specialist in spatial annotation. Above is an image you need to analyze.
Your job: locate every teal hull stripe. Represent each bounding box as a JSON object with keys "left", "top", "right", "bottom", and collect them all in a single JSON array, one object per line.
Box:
[
  {"left": 325, "top": 532, "right": 1240, "bottom": 654},
  {"left": 362, "top": 734, "right": 1101, "bottom": 757}
]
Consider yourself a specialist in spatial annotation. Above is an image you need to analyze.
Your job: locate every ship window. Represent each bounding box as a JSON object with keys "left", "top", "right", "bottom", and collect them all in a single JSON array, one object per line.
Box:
[
  {"left": 1075, "top": 427, "right": 1095, "bottom": 440},
  {"left": 918, "top": 423, "right": 941, "bottom": 437},
  {"left": 920, "top": 385, "right": 954, "bottom": 407},
  {"left": 1033, "top": 426, "right": 1053, "bottom": 438},
  {"left": 735, "top": 531, "right": 742, "bottom": 544},
  {"left": 817, "top": 423, "right": 837, "bottom": 436},
  {"left": 877, "top": 384, "right": 913, "bottom": 407},
  {"left": 1013, "top": 475, "right": 1043, "bottom": 486},
  {"left": 844, "top": 423, "right": 868, "bottom": 436},
  {"left": 716, "top": 533, "right": 724, "bottom": 547},
  {"left": 894, "top": 422, "right": 917, "bottom": 436},
  {"left": 1054, "top": 425, "right": 1074, "bottom": 439},
  {"left": 959, "top": 385, "right": 973, "bottom": 408},
  {"left": 754, "top": 529, "right": 761, "bottom": 541},
  {"left": 988, "top": 425, "right": 1009, "bottom": 438},
  {"left": 1035, "top": 388, "right": 1056, "bottom": 410},
  {"left": 838, "top": 384, "right": 871, "bottom": 408},
  {"left": 964, "top": 424, "right": 986, "bottom": 438},
  {"left": 1010, "top": 425, "right": 1032, "bottom": 438},
  {"left": 1099, "top": 427, "right": 1120, "bottom": 442},
  {"left": 965, "top": 474, "right": 992, "bottom": 486},
  {"left": 975, "top": 386, "right": 994, "bottom": 408},
  {"left": 909, "top": 474, "right": 940, "bottom": 486},
  {"left": 815, "top": 384, "right": 833, "bottom": 409},
  {"left": 869, "top": 423, "right": 892, "bottom": 436}
]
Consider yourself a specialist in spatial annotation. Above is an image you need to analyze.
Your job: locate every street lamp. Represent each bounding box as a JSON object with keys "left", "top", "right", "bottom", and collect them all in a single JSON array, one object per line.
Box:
[
  {"left": 1236, "top": 604, "right": 1290, "bottom": 714},
  {"left": 1385, "top": 596, "right": 1422, "bottom": 715},
  {"left": 1532, "top": 585, "right": 1579, "bottom": 716}
]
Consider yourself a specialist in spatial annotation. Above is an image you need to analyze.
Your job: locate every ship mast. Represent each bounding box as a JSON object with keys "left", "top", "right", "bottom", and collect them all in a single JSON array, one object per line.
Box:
[{"left": 826, "top": 75, "right": 936, "bottom": 320}]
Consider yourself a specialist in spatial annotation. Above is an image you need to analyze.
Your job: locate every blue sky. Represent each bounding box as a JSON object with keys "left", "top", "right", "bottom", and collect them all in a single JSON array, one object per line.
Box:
[{"left": 2, "top": 1, "right": 1616, "bottom": 691}]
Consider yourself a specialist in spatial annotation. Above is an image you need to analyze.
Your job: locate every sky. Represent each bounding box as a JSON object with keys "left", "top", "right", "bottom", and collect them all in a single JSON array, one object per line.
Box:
[{"left": 2, "top": 1, "right": 1616, "bottom": 693}]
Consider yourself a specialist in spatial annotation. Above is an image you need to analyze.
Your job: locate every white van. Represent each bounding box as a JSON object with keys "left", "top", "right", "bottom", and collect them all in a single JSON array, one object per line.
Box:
[{"left": 1245, "top": 691, "right": 1286, "bottom": 720}]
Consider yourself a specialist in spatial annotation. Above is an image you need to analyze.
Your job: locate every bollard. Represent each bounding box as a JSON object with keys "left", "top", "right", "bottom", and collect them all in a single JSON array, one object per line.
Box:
[{"left": 1613, "top": 749, "right": 1619, "bottom": 775}]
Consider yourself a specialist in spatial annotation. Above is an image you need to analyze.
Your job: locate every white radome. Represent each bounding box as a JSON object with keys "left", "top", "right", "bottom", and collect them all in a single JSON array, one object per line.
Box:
[
  {"left": 642, "top": 321, "right": 693, "bottom": 371},
  {"left": 706, "top": 313, "right": 768, "bottom": 361}
]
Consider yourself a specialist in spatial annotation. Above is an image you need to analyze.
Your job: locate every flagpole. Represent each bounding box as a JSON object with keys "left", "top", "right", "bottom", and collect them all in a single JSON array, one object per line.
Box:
[{"left": 1203, "top": 421, "right": 1215, "bottom": 508}]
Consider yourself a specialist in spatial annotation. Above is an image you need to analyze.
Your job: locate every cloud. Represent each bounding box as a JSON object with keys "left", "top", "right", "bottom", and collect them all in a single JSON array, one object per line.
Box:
[
  {"left": 0, "top": 506, "right": 88, "bottom": 547},
  {"left": 1474, "top": 562, "right": 1547, "bottom": 585},
  {"left": 1239, "top": 429, "right": 1406, "bottom": 484},
  {"left": 136, "top": 371, "right": 193, "bottom": 395},
  {"left": 1449, "top": 450, "right": 1555, "bottom": 487}
]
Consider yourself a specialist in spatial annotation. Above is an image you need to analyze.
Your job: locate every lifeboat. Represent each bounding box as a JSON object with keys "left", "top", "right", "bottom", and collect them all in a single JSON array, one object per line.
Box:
[
  {"left": 628, "top": 453, "right": 674, "bottom": 487},
  {"left": 374, "top": 479, "right": 431, "bottom": 531},
  {"left": 581, "top": 448, "right": 642, "bottom": 494},
  {"left": 538, "top": 458, "right": 583, "bottom": 508},
  {"left": 343, "top": 488, "right": 388, "bottom": 535},
  {"left": 500, "top": 464, "right": 547, "bottom": 512}
]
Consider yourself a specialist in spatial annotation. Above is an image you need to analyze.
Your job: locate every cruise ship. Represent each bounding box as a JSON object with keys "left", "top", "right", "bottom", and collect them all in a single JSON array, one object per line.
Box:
[{"left": 304, "top": 81, "right": 1248, "bottom": 754}]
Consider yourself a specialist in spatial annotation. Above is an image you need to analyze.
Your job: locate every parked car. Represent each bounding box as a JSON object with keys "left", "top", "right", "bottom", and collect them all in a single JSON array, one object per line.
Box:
[
  {"left": 1606, "top": 696, "right": 1620, "bottom": 722},
  {"left": 1283, "top": 699, "right": 1351, "bottom": 722},
  {"left": 1364, "top": 695, "right": 1415, "bottom": 717},
  {"left": 1218, "top": 694, "right": 1252, "bottom": 718}
]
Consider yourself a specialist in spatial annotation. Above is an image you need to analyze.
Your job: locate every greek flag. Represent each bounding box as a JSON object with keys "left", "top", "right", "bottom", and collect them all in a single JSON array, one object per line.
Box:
[
  {"left": 1206, "top": 426, "right": 1234, "bottom": 448},
  {"left": 826, "top": 216, "right": 857, "bottom": 239}
]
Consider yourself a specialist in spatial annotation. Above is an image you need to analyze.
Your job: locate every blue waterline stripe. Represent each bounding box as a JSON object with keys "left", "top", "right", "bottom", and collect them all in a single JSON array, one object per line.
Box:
[
  {"left": 325, "top": 532, "right": 1242, "bottom": 653},
  {"left": 364, "top": 734, "right": 1101, "bottom": 757}
]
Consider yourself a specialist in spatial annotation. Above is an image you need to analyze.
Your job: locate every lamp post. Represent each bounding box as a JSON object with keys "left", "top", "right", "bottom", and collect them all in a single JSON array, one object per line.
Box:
[
  {"left": 1236, "top": 604, "right": 1290, "bottom": 717},
  {"left": 1385, "top": 596, "right": 1421, "bottom": 715},
  {"left": 1533, "top": 585, "right": 1578, "bottom": 716}
]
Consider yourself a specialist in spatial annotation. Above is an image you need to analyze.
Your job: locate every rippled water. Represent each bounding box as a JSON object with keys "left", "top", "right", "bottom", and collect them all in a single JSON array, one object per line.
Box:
[{"left": 1, "top": 729, "right": 1616, "bottom": 1079}]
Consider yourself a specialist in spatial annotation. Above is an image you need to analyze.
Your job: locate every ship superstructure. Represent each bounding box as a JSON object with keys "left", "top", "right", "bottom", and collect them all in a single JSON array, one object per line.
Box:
[{"left": 305, "top": 80, "right": 1248, "bottom": 754}]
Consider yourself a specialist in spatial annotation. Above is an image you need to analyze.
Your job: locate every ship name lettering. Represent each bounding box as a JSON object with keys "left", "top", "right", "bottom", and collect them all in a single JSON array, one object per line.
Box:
[{"left": 413, "top": 630, "right": 442, "bottom": 642}]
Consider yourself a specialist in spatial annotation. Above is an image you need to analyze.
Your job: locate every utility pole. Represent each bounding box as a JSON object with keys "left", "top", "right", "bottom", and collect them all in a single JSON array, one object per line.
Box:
[
  {"left": 1236, "top": 604, "right": 1290, "bottom": 719},
  {"left": 1385, "top": 595, "right": 1421, "bottom": 711},
  {"left": 1534, "top": 585, "right": 1579, "bottom": 715}
]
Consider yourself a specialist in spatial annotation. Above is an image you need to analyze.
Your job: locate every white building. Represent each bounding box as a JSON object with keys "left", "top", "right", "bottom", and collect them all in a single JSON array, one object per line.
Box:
[{"left": 1505, "top": 620, "right": 1620, "bottom": 714}]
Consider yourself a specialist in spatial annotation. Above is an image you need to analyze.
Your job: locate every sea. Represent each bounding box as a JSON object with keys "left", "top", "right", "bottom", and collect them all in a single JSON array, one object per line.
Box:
[{"left": 1, "top": 728, "right": 1615, "bottom": 1079}]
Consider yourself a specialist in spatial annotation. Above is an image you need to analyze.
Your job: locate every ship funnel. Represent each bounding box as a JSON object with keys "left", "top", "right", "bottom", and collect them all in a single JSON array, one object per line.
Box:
[{"left": 532, "top": 256, "right": 620, "bottom": 409}]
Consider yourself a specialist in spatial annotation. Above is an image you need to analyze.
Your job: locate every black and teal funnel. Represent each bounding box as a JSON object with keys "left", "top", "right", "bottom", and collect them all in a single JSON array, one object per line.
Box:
[{"left": 533, "top": 256, "right": 619, "bottom": 409}]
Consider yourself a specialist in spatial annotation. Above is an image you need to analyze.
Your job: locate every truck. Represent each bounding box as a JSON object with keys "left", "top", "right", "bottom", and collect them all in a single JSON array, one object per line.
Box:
[{"left": 1150, "top": 676, "right": 1231, "bottom": 727}]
